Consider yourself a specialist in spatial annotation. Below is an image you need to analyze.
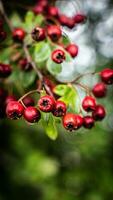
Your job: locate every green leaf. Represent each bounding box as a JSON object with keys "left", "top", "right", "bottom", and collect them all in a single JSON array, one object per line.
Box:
[
  {"left": 19, "top": 71, "right": 36, "bottom": 88},
  {"left": 10, "top": 12, "right": 22, "bottom": 27},
  {"left": 42, "top": 113, "right": 58, "bottom": 140},
  {"left": 54, "top": 84, "right": 70, "bottom": 96},
  {"left": 33, "top": 42, "right": 51, "bottom": 63},
  {"left": 62, "top": 35, "right": 70, "bottom": 46},
  {"left": 47, "top": 58, "right": 62, "bottom": 75}
]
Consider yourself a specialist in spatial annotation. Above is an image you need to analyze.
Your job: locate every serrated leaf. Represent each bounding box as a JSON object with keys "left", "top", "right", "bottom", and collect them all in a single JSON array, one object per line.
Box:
[
  {"left": 34, "top": 42, "right": 51, "bottom": 63},
  {"left": 19, "top": 71, "right": 36, "bottom": 88},
  {"left": 47, "top": 58, "right": 62, "bottom": 75},
  {"left": 42, "top": 113, "right": 58, "bottom": 140}
]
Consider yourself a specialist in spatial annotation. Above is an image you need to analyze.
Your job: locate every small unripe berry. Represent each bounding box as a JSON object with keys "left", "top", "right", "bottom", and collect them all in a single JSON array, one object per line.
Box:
[
  {"left": 31, "top": 27, "right": 45, "bottom": 42},
  {"left": 6, "top": 101, "right": 24, "bottom": 120},
  {"left": 0, "top": 30, "right": 7, "bottom": 42},
  {"left": 47, "top": 25, "right": 62, "bottom": 42},
  {"left": 74, "top": 14, "right": 86, "bottom": 23},
  {"left": 12, "top": 28, "right": 25, "bottom": 42},
  {"left": 63, "top": 113, "right": 77, "bottom": 131},
  {"left": 38, "top": 95, "right": 55, "bottom": 112},
  {"left": 19, "top": 58, "right": 32, "bottom": 71},
  {"left": 23, "top": 96, "right": 35, "bottom": 107},
  {"left": 83, "top": 116, "right": 94, "bottom": 129},
  {"left": 0, "top": 63, "right": 12, "bottom": 78},
  {"left": 47, "top": 6, "right": 59, "bottom": 18},
  {"left": 52, "top": 49, "right": 65, "bottom": 64},
  {"left": 100, "top": 68, "right": 113, "bottom": 85},
  {"left": 92, "top": 82, "right": 107, "bottom": 98},
  {"left": 82, "top": 96, "right": 96, "bottom": 112},
  {"left": 5, "top": 95, "right": 16, "bottom": 105},
  {"left": 92, "top": 105, "right": 106, "bottom": 121},
  {"left": 52, "top": 100, "right": 66, "bottom": 117},
  {"left": 24, "top": 106, "right": 41, "bottom": 123},
  {"left": 66, "top": 44, "right": 78, "bottom": 58}
]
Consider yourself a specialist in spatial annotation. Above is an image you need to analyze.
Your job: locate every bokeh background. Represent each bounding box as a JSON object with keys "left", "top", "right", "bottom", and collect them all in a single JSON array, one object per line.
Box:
[{"left": 0, "top": 0, "right": 113, "bottom": 199}]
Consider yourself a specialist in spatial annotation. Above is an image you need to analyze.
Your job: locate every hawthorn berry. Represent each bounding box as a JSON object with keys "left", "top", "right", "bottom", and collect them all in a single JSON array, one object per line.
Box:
[
  {"left": 74, "top": 14, "right": 86, "bottom": 23},
  {"left": 24, "top": 106, "right": 41, "bottom": 123},
  {"left": 12, "top": 28, "right": 25, "bottom": 42},
  {"left": 6, "top": 101, "right": 24, "bottom": 120},
  {"left": 0, "top": 30, "right": 7, "bottom": 42},
  {"left": 52, "top": 49, "right": 65, "bottom": 64},
  {"left": 83, "top": 116, "right": 94, "bottom": 129},
  {"left": 92, "top": 82, "right": 107, "bottom": 98},
  {"left": 38, "top": 0, "right": 48, "bottom": 8},
  {"left": 23, "top": 96, "right": 35, "bottom": 107},
  {"left": 52, "top": 100, "right": 66, "bottom": 117},
  {"left": 47, "top": 6, "right": 59, "bottom": 18},
  {"left": 58, "top": 14, "right": 70, "bottom": 26},
  {"left": 38, "top": 95, "right": 55, "bottom": 112},
  {"left": 31, "top": 27, "right": 46, "bottom": 42},
  {"left": 33, "top": 4, "right": 44, "bottom": 14},
  {"left": 82, "top": 96, "right": 96, "bottom": 112},
  {"left": 5, "top": 95, "right": 16, "bottom": 105},
  {"left": 74, "top": 115, "right": 84, "bottom": 129},
  {"left": 66, "top": 44, "right": 78, "bottom": 58},
  {"left": 0, "top": 63, "right": 12, "bottom": 78},
  {"left": 19, "top": 58, "right": 32, "bottom": 71},
  {"left": 47, "top": 25, "right": 62, "bottom": 42},
  {"left": 92, "top": 105, "right": 106, "bottom": 121},
  {"left": 100, "top": 68, "right": 113, "bottom": 85},
  {"left": 63, "top": 113, "right": 77, "bottom": 131},
  {"left": 66, "top": 17, "right": 75, "bottom": 29}
]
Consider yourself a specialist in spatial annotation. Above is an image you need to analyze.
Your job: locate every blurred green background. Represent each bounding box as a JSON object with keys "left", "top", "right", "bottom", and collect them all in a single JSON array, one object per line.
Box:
[{"left": 1, "top": 0, "right": 113, "bottom": 200}]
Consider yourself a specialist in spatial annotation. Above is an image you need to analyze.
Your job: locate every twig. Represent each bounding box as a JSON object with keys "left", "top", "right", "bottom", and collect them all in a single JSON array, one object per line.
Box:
[{"left": 18, "top": 89, "right": 40, "bottom": 102}]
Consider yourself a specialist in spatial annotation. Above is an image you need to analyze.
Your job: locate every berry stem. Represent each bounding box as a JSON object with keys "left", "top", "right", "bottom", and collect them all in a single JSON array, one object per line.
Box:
[
  {"left": 18, "top": 89, "right": 40, "bottom": 102},
  {"left": 76, "top": 82, "right": 91, "bottom": 95},
  {"left": 72, "top": 72, "right": 99, "bottom": 83}
]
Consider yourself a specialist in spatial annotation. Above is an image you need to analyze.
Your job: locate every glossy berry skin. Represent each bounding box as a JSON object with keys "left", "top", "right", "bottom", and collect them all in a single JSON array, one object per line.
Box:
[
  {"left": 38, "top": 95, "right": 55, "bottom": 112},
  {"left": 47, "top": 25, "right": 62, "bottom": 42},
  {"left": 19, "top": 58, "right": 32, "bottom": 71},
  {"left": 82, "top": 96, "right": 96, "bottom": 112},
  {"left": 5, "top": 95, "right": 16, "bottom": 105},
  {"left": 31, "top": 27, "right": 45, "bottom": 42},
  {"left": 6, "top": 101, "right": 24, "bottom": 120},
  {"left": 24, "top": 106, "right": 41, "bottom": 123},
  {"left": 47, "top": 6, "right": 59, "bottom": 18},
  {"left": 12, "top": 28, "right": 25, "bottom": 42},
  {"left": 63, "top": 113, "right": 77, "bottom": 131},
  {"left": 83, "top": 116, "right": 94, "bottom": 129},
  {"left": 23, "top": 96, "right": 34, "bottom": 107},
  {"left": 52, "top": 100, "right": 66, "bottom": 117},
  {"left": 58, "top": 14, "right": 69, "bottom": 26},
  {"left": 100, "top": 68, "right": 113, "bottom": 85},
  {"left": 33, "top": 5, "right": 44, "bottom": 15},
  {"left": 74, "top": 115, "right": 84, "bottom": 129},
  {"left": 92, "top": 82, "right": 107, "bottom": 98},
  {"left": 52, "top": 49, "right": 65, "bottom": 64},
  {"left": 66, "top": 17, "right": 75, "bottom": 29},
  {"left": 0, "top": 30, "right": 7, "bottom": 42},
  {"left": 74, "top": 14, "right": 86, "bottom": 23},
  {"left": 0, "top": 63, "right": 12, "bottom": 78},
  {"left": 66, "top": 44, "right": 78, "bottom": 58},
  {"left": 92, "top": 105, "right": 106, "bottom": 121}
]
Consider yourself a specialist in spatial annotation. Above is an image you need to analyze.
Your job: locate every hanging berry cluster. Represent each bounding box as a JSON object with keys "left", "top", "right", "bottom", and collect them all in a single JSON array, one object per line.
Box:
[{"left": 0, "top": 0, "right": 113, "bottom": 139}]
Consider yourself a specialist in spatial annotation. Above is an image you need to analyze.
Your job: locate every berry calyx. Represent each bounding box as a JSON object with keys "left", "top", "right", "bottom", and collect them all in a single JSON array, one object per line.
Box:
[
  {"left": 6, "top": 101, "right": 24, "bottom": 120},
  {"left": 52, "top": 49, "right": 65, "bottom": 64},
  {"left": 63, "top": 113, "right": 77, "bottom": 131},
  {"left": 92, "top": 105, "right": 106, "bottom": 121},
  {"left": 83, "top": 116, "right": 94, "bottom": 129},
  {"left": 12, "top": 28, "right": 25, "bottom": 42},
  {"left": 19, "top": 58, "right": 32, "bottom": 71},
  {"left": 23, "top": 96, "right": 35, "bottom": 107},
  {"left": 82, "top": 96, "right": 96, "bottom": 112},
  {"left": 31, "top": 27, "right": 46, "bottom": 42},
  {"left": 0, "top": 63, "right": 12, "bottom": 78},
  {"left": 66, "top": 44, "right": 78, "bottom": 58},
  {"left": 52, "top": 100, "right": 66, "bottom": 117},
  {"left": 92, "top": 82, "right": 107, "bottom": 98},
  {"left": 24, "top": 106, "right": 41, "bottom": 123},
  {"left": 100, "top": 68, "right": 113, "bottom": 85},
  {"left": 47, "top": 25, "right": 62, "bottom": 42},
  {"left": 38, "top": 95, "right": 55, "bottom": 112}
]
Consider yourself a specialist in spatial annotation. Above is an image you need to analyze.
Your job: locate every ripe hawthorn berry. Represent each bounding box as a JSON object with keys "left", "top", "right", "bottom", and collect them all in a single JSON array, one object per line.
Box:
[
  {"left": 0, "top": 30, "right": 7, "bottom": 42},
  {"left": 100, "top": 68, "right": 113, "bottom": 85},
  {"left": 66, "top": 44, "right": 78, "bottom": 58},
  {"left": 5, "top": 95, "right": 16, "bottom": 105},
  {"left": 58, "top": 14, "right": 70, "bottom": 27},
  {"left": 52, "top": 100, "right": 66, "bottom": 117},
  {"left": 19, "top": 58, "right": 32, "bottom": 71},
  {"left": 23, "top": 96, "right": 35, "bottom": 107},
  {"left": 74, "top": 115, "right": 84, "bottom": 129},
  {"left": 24, "top": 106, "right": 41, "bottom": 123},
  {"left": 0, "top": 63, "right": 12, "bottom": 78},
  {"left": 83, "top": 116, "right": 94, "bottom": 129},
  {"left": 92, "top": 82, "right": 107, "bottom": 98},
  {"left": 66, "top": 17, "right": 75, "bottom": 29},
  {"left": 6, "top": 101, "right": 24, "bottom": 120},
  {"left": 52, "top": 49, "right": 65, "bottom": 64},
  {"left": 38, "top": 95, "right": 55, "bottom": 112},
  {"left": 63, "top": 113, "right": 77, "bottom": 131},
  {"left": 12, "top": 28, "right": 25, "bottom": 42},
  {"left": 47, "top": 25, "right": 62, "bottom": 42},
  {"left": 38, "top": 0, "right": 48, "bottom": 8},
  {"left": 33, "top": 4, "right": 44, "bottom": 14},
  {"left": 82, "top": 96, "right": 96, "bottom": 112},
  {"left": 47, "top": 6, "right": 59, "bottom": 18},
  {"left": 92, "top": 105, "right": 106, "bottom": 121},
  {"left": 31, "top": 27, "right": 46, "bottom": 42},
  {"left": 74, "top": 14, "right": 86, "bottom": 23}
]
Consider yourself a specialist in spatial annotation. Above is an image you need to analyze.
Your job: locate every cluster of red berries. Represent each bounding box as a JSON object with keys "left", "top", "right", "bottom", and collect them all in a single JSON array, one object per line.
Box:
[{"left": 0, "top": 18, "right": 7, "bottom": 42}]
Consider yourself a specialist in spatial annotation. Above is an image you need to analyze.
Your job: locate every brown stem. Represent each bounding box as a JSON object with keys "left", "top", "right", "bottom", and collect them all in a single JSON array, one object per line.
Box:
[
  {"left": 76, "top": 82, "right": 91, "bottom": 95},
  {"left": 18, "top": 89, "right": 40, "bottom": 102},
  {"left": 72, "top": 72, "right": 99, "bottom": 83}
]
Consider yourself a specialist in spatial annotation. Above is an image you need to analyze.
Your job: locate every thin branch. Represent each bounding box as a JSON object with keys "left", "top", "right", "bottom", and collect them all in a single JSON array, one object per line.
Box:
[{"left": 18, "top": 89, "right": 40, "bottom": 102}]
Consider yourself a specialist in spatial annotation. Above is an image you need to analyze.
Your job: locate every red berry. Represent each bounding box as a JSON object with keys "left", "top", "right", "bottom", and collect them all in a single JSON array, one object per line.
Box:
[
  {"left": 82, "top": 96, "right": 96, "bottom": 112},
  {"left": 92, "top": 105, "right": 106, "bottom": 121},
  {"left": 33, "top": 4, "right": 44, "bottom": 14},
  {"left": 74, "top": 14, "right": 86, "bottom": 23},
  {"left": 12, "top": 28, "right": 25, "bottom": 42},
  {"left": 66, "top": 44, "right": 78, "bottom": 58},
  {"left": 23, "top": 96, "right": 35, "bottom": 107},
  {"left": 58, "top": 14, "right": 69, "bottom": 26},
  {"left": 66, "top": 17, "right": 75, "bottom": 29},
  {"left": 38, "top": 0, "right": 48, "bottom": 8},
  {"left": 47, "top": 25, "right": 62, "bottom": 42},
  {"left": 52, "top": 100, "right": 66, "bottom": 117},
  {"left": 74, "top": 115, "right": 84, "bottom": 129},
  {"left": 6, "top": 101, "right": 24, "bottom": 120},
  {"left": 38, "top": 95, "right": 55, "bottom": 112},
  {"left": 63, "top": 113, "right": 77, "bottom": 131},
  {"left": 0, "top": 63, "right": 12, "bottom": 78},
  {"left": 5, "top": 95, "right": 16, "bottom": 105},
  {"left": 52, "top": 49, "right": 65, "bottom": 64},
  {"left": 31, "top": 26, "right": 46, "bottom": 42},
  {"left": 92, "top": 82, "right": 107, "bottom": 98},
  {"left": 19, "top": 58, "right": 32, "bottom": 71},
  {"left": 83, "top": 116, "right": 94, "bottom": 129},
  {"left": 100, "top": 68, "right": 113, "bottom": 85},
  {"left": 24, "top": 106, "right": 41, "bottom": 123},
  {"left": 0, "top": 30, "right": 7, "bottom": 42},
  {"left": 47, "top": 6, "right": 59, "bottom": 18}
]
